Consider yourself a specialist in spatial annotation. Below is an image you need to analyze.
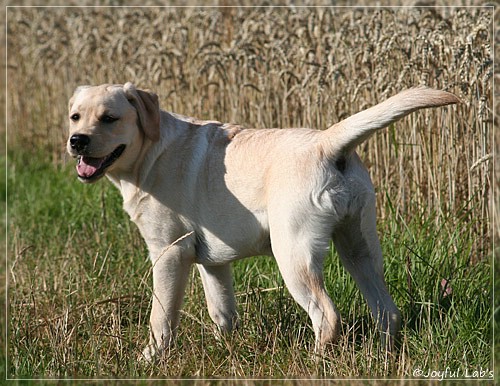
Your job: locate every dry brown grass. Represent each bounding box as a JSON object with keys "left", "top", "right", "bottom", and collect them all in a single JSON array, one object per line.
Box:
[{"left": 4, "top": 4, "right": 495, "bottom": 380}]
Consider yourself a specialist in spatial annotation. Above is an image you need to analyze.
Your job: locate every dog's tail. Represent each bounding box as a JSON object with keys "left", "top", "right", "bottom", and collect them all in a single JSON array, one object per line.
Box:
[{"left": 322, "top": 87, "right": 460, "bottom": 156}]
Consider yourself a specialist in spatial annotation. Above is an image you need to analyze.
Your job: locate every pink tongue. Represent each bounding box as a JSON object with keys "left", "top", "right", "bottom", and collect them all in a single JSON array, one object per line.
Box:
[{"left": 77, "top": 156, "right": 105, "bottom": 178}]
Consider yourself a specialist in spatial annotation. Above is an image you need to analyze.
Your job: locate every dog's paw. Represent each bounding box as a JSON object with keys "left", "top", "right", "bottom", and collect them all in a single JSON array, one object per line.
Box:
[{"left": 140, "top": 344, "right": 160, "bottom": 363}]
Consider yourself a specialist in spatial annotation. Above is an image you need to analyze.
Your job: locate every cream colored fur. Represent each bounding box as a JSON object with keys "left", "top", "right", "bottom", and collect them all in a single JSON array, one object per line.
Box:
[{"left": 67, "top": 83, "right": 459, "bottom": 360}]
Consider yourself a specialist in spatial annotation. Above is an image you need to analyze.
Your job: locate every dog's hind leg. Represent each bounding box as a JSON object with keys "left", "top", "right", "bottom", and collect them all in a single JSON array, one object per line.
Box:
[
  {"left": 332, "top": 197, "right": 401, "bottom": 352},
  {"left": 197, "top": 263, "right": 238, "bottom": 333},
  {"left": 269, "top": 213, "right": 341, "bottom": 352}
]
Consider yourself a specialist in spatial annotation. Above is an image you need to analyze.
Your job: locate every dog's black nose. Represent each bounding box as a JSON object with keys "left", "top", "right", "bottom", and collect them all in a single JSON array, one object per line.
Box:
[{"left": 70, "top": 134, "right": 90, "bottom": 152}]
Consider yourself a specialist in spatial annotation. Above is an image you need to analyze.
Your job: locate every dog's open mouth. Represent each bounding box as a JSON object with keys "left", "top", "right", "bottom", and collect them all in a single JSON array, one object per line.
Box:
[{"left": 76, "top": 145, "right": 126, "bottom": 182}]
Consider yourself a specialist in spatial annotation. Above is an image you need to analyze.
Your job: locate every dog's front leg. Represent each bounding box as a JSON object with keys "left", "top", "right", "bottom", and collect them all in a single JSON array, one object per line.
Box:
[
  {"left": 142, "top": 245, "right": 192, "bottom": 361},
  {"left": 197, "top": 263, "right": 238, "bottom": 333}
]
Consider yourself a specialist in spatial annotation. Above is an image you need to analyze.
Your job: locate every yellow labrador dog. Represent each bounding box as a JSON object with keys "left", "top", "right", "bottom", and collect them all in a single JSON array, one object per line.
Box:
[{"left": 67, "top": 83, "right": 458, "bottom": 360}]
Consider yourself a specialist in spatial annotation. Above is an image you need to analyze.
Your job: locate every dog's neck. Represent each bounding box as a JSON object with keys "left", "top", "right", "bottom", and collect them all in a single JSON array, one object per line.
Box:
[
  {"left": 105, "top": 123, "right": 161, "bottom": 207},
  {"left": 104, "top": 110, "right": 186, "bottom": 219},
  {"left": 104, "top": 109, "right": 225, "bottom": 224}
]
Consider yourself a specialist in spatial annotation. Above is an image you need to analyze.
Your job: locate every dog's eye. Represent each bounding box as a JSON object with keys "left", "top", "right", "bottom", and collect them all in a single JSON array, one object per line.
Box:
[
  {"left": 70, "top": 113, "right": 80, "bottom": 122},
  {"left": 100, "top": 115, "right": 118, "bottom": 123}
]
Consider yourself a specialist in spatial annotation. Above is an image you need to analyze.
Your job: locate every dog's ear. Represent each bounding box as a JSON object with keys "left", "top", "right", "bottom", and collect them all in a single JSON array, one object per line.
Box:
[
  {"left": 123, "top": 82, "right": 161, "bottom": 142},
  {"left": 68, "top": 85, "right": 91, "bottom": 111}
]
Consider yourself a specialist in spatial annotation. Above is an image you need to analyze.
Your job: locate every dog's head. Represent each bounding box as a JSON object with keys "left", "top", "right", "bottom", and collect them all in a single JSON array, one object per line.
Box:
[{"left": 67, "top": 82, "right": 160, "bottom": 183}]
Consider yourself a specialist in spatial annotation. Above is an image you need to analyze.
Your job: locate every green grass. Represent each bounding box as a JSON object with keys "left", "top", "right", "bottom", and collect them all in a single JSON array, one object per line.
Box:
[
  {"left": 4, "top": 4, "right": 494, "bottom": 383},
  {"left": 6, "top": 151, "right": 493, "bottom": 380}
]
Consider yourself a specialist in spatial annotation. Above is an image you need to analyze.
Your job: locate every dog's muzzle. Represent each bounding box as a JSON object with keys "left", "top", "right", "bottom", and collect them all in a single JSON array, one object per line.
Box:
[
  {"left": 69, "top": 134, "right": 126, "bottom": 183},
  {"left": 69, "top": 134, "right": 90, "bottom": 153}
]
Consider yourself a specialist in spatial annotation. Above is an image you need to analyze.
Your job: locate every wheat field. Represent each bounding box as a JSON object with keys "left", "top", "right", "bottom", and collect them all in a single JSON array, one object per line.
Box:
[
  {"left": 5, "top": 3, "right": 495, "bottom": 381},
  {"left": 7, "top": 5, "right": 493, "bottom": 255}
]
